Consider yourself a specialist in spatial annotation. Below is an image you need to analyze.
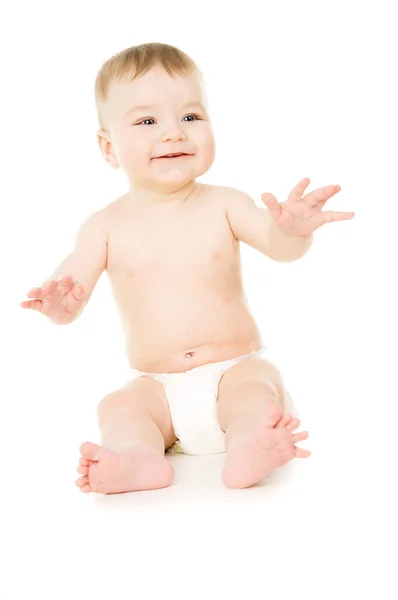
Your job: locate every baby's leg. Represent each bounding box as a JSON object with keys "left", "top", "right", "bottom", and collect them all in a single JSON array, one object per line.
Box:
[
  {"left": 217, "top": 357, "right": 310, "bottom": 488},
  {"left": 75, "top": 377, "right": 177, "bottom": 494}
]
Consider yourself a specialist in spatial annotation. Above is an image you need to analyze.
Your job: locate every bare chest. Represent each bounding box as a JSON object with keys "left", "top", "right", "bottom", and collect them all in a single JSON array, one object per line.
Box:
[{"left": 107, "top": 198, "right": 239, "bottom": 287}]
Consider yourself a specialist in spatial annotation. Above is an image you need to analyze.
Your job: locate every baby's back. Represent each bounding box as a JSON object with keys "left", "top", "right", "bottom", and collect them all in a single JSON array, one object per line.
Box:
[{"left": 105, "top": 183, "right": 262, "bottom": 372}]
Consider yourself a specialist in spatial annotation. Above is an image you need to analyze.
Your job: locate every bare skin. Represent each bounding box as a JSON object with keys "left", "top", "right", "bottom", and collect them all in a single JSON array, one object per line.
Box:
[
  {"left": 76, "top": 405, "right": 307, "bottom": 493},
  {"left": 104, "top": 183, "right": 264, "bottom": 372},
  {"left": 21, "top": 67, "right": 311, "bottom": 493},
  {"left": 76, "top": 442, "right": 175, "bottom": 494},
  {"left": 22, "top": 183, "right": 310, "bottom": 493}
]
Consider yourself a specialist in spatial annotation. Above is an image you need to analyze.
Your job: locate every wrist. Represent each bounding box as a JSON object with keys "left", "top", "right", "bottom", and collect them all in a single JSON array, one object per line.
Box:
[{"left": 269, "top": 224, "right": 313, "bottom": 261}]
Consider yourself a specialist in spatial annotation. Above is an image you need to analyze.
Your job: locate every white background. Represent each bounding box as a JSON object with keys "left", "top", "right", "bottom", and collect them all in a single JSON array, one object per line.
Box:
[{"left": 2, "top": 0, "right": 397, "bottom": 598}]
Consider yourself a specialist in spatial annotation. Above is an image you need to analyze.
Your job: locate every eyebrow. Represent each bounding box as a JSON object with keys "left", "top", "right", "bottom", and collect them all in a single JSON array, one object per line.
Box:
[{"left": 124, "top": 101, "right": 206, "bottom": 119}]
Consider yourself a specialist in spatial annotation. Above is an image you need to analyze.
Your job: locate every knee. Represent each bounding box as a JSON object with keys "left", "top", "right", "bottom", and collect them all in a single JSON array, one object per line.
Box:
[
  {"left": 97, "top": 389, "right": 146, "bottom": 421},
  {"left": 237, "top": 358, "right": 285, "bottom": 404},
  {"left": 254, "top": 359, "right": 284, "bottom": 401},
  {"left": 232, "top": 379, "right": 280, "bottom": 405},
  {"left": 97, "top": 393, "right": 119, "bottom": 424}
]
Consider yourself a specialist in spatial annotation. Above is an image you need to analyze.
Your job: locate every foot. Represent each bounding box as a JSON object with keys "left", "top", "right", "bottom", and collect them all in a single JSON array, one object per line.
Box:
[
  {"left": 222, "top": 403, "right": 310, "bottom": 489},
  {"left": 75, "top": 442, "right": 174, "bottom": 494}
]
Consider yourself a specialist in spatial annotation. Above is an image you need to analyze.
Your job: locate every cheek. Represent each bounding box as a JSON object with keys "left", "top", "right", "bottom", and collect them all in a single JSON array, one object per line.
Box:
[
  {"left": 120, "top": 131, "right": 152, "bottom": 160},
  {"left": 197, "top": 124, "right": 214, "bottom": 146},
  {"left": 197, "top": 129, "right": 216, "bottom": 159}
]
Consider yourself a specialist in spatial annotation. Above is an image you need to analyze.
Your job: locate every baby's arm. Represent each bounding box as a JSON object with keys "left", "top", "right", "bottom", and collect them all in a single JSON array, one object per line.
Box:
[
  {"left": 225, "top": 189, "right": 273, "bottom": 255},
  {"left": 21, "top": 210, "right": 108, "bottom": 325},
  {"left": 225, "top": 188, "right": 312, "bottom": 262}
]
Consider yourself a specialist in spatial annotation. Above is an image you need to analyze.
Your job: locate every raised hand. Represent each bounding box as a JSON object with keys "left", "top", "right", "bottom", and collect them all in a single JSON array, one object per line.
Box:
[
  {"left": 261, "top": 178, "right": 355, "bottom": 237},
  {"left": 20, "top": 274, "right": 87, "bottom": 324}
]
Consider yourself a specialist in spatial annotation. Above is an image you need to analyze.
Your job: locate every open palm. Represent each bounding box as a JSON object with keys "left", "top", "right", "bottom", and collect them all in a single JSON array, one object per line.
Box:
[{"left": 261, "top": 178, "right": 355, "bottom": 237}]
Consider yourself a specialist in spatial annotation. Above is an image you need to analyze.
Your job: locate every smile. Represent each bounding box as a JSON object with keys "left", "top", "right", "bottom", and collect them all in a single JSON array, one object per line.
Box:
[{"left": 153, "top": 153, "right": 192, "bottom": 159}]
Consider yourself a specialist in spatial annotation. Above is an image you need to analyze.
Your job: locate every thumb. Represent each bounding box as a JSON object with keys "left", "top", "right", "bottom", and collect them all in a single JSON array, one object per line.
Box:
[{"left": 261, "top": 192, "right": 281, "bottom": 217}]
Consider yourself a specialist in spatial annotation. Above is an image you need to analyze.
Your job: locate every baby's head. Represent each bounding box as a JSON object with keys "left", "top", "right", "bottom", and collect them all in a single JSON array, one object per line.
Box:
[{"left": 95, "top": 43, "right": 215, "bottom": 193}]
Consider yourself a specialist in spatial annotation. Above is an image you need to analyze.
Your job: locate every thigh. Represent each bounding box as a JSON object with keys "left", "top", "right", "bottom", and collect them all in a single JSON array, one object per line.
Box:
[
  {"left": 100, "top": 376, "right": 176, "bottom": 448},
  {"left": 217, "top": 356, "right": 286, "bottom": 410}
]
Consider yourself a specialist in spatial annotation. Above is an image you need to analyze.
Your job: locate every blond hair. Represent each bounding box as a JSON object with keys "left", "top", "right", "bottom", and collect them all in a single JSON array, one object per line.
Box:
[{"left": 95, "top": 42, "right": 200, "bottom": 129}]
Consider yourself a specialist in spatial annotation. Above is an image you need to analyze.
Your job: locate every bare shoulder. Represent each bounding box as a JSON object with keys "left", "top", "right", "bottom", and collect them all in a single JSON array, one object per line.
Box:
[
  {"left": 206, "top": 183, "right": 254, "bottom": 202},
  {"left": 100, "top": 193, "right": 130, "bottom": 217},
  {"left": 82, "top": 193, "right": 128, "bottom": 235},
  {"left": 206, "top": 184, "right": 257, "bottom": 211}
]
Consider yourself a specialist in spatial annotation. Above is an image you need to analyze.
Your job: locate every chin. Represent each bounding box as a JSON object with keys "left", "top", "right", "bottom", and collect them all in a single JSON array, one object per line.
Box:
[{"left": 153, "top": 164, "right": 199, "bottom": 183}]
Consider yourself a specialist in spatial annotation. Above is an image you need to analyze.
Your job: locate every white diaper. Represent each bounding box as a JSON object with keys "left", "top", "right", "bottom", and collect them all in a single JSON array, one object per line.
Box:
[{"left": 130, "top": 347, "right": 296, "bottom": 455}]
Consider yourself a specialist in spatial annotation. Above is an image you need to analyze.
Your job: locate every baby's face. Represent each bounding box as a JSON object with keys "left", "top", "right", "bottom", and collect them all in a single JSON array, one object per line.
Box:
[{"left": 100, "top": 66, "right": 216, "bottom": 190}]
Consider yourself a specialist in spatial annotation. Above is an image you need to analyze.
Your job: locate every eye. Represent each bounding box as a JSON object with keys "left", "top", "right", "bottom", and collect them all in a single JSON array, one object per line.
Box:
[
  {"left": 135, "top": 118, "right": 156, "bottom": 125},
  {"left": 183, "top": 114, "right": 201, "bottom": 122},
  {"left": 134, "top": 113, "right": 202, "bottom": 126}
]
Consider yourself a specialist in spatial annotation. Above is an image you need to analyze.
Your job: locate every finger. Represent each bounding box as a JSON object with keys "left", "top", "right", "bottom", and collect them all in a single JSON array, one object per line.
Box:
[
  {"left": 291, "top": 431, "right": 308, "bottom": 444},
  {"left": 261, "top": 193, "right": 281, "bottom": 219},
  {"left": 321, "top": 211, "right": 355, "bottom": 223},
  {"left": 20, "top": 299, "right": 43, "bottom": 312},
  {"left": 286, "top": 417, "right": 300, "bottom": 432},
  {"left": 62, "top": 285, "right": 86, "bottom": 315},
  {"left": 45, "top": 276, "right": 76, "bottom": 305},
  {"left": 69, "top": 283, "right": 86, "bottom": 302},
  {"left": 288, "top": 178, "right": 311, "bottom": 202},
  {"left": 277, "top": 412, "right": 292, "bottom": 428},
  {"left": 294, "top": 447, "right": 311, "bottom": 458},
  {"left": 25, "top": 275, "right": 74, "bottom": 302},
  {"left": 40, "top": 281, "right": 59, "bottom": 300},
  {"left": 56, "top": 274, "right": 74, "bottom": 286},
  {"left": 304, "top": 184, "right": 341, "bottom": 207},
  {"left": 39, "top": 277, "right": 77, "bottom": 316},
  {"left": 39, "top": 284, "right": 64, "bottom": 307},
  {"left": 32, "top": 279, "right": 60, "bottom": 300},
  {"left": 55, "top": 275, "right": 76, "bottom": 297},
  {"left": 26, "top": 285, "right": 50, "bottom": 300}
]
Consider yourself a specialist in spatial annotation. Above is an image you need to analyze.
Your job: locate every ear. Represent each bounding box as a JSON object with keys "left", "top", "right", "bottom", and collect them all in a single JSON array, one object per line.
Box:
[{"left": 97, "top": 129, "right": 119, "bottom": 169}]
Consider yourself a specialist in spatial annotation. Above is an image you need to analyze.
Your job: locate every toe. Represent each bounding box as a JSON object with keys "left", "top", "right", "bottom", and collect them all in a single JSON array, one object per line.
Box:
[
  {"left": 75, "top": 475, "right": 89, "bottom": 488},
  {"left": 80, "top": 441, "right": 101, "bottom": 461},
  {"left": 75, "top": 475, "right": 93, "bottom": 492},
  {"left": 79, "top": 484, "right": 92, "bottom": 493},
  {"left": 77, "top": 466, "right": 89, "bottom": 475},
  {"left": 79, "top": 457, "right": 92, "bottom": 467}
]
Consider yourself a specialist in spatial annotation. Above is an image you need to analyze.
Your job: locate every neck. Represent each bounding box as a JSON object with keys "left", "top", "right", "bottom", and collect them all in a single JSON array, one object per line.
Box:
[{"left": 128, "top": 180, "right": 198, "bottom": 207}]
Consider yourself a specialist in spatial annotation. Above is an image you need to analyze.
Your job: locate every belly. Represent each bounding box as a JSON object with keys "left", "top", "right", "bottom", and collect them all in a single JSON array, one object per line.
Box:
[
  {"left": 106, "top": 196, "right": 263, "bottom": 372},
  {"left": 119, "top": 285, "right": 262, "bottom": 372}
]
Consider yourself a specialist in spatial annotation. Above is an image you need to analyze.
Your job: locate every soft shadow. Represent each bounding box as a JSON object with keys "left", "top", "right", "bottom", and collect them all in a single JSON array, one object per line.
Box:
[{"left": 89, "top": 454, "right": 299, "bottom": 509}]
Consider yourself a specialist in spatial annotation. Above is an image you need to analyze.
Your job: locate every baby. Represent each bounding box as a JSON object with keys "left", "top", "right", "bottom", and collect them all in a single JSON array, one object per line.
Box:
[{"left": 21, "top": 43, "right": 354, "bottom": 494}]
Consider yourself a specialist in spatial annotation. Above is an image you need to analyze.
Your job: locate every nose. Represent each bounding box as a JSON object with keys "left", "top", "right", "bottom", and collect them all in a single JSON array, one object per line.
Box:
[{"left": 160, "top": 120, "right": 186, "bottom": 143}]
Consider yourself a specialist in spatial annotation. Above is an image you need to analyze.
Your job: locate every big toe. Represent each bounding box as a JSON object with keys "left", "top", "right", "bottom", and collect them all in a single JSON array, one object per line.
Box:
[{"left": 80, "top": 441, "right": 102, "bottom": 461}]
